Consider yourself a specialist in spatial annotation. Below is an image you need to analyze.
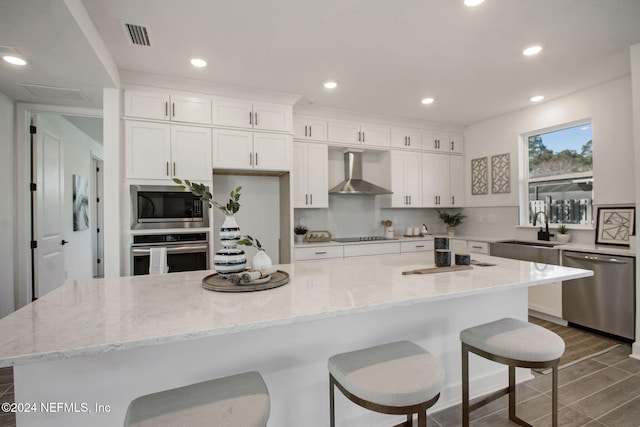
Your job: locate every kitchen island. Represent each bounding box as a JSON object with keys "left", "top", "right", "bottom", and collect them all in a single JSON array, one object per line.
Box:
[{"left": 0, "top": 253, "right": 591, "bottom": 426}]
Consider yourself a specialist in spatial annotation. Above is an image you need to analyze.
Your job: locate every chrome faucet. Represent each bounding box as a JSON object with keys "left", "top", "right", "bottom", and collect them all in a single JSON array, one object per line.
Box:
[{"left": 532, "top": 211, "right": 551, "bottom": 241}]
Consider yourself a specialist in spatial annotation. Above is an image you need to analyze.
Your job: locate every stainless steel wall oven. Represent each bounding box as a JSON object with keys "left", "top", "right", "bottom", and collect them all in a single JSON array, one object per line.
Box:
[
  {"left": 130, "top": 232, "right": 209, "bottom": 276},
  {"left": 130, "top": 185, "right": 209, "bottom": 230}
]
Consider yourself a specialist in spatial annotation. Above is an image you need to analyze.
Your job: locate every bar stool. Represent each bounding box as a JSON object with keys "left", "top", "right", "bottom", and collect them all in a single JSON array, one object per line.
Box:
[
  {"left": 328, "top": 340, "right": 444, "bottom": 427},
  {"left": 460, "top": 318, "right": 565, "bottom": 427},
  {"left": 124, "top": 371, "right": 270, "bottom": 427}
]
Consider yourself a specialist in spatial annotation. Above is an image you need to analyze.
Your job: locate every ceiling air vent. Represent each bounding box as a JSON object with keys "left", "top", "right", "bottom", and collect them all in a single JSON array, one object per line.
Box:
[{"left": 123, "top": 22, "right": 151, "bottom": 47}]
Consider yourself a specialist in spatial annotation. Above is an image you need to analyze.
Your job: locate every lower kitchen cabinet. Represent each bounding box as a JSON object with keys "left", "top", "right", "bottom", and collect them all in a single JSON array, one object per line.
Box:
[
  {"left": 466, "top": 240, "right": 489, "bottom": 254},
  {"left": 343, "top": 242, "right": 401, "bottom": 257},
  {"left": 400, "top": 240, "right": 434, "bottom": 253},
  {"left": 294, "top": 246, "right": 343, "bottom": 261},
  {"left": 293, "top": 142, "right": 328, "bottom": 208}
]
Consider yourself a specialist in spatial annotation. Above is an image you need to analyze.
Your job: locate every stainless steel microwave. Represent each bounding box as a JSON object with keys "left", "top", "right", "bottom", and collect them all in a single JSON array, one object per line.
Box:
[{"left": 130, "top": 185, "right": 210, "bottom": 230}]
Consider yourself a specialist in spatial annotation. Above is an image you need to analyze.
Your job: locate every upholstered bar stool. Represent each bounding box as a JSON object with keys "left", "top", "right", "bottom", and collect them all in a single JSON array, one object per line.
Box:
[
  {"left": 460, "top": 318, "right": 565, "bottom": 427},
  {"left": 124, "top": 371, "right": 270, "bottom": 427},
  {"left": 328, "top": 340, "right": 444, "bottom": 427}
]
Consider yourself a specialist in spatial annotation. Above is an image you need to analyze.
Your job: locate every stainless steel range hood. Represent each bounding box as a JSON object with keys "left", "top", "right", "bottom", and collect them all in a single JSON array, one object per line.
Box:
[{"left": 329, "top": 151, "right": 392, "bottom": 195}]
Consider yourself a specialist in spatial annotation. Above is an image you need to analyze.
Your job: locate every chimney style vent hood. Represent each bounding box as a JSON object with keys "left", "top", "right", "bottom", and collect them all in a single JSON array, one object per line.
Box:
[{"left": 329, "top": 151, "right": 392, "bottom": 195}]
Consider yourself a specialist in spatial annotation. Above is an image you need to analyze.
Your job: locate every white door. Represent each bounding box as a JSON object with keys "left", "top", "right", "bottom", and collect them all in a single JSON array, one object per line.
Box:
[
  {"left": 252, "top": 102, "right": 291, "bottom": 132},
  {"left": 360, "top": 124, "right": 391, "bottom": 148},
  {"left": 125, "top": 121, "right": 172, "bottom": 179},
  {"left": 212, "top": 128, "right": 254, "bottom": 169},
  {"left": 328, "top": 120, "right": 360, "bottom": 144},
  {"left": 170, "top": 95, "right": 212, "bottom": 125},
  {"left": 433, "top": 153, "right": 451, "bottom": 207},
  {"left": 253, "top": 132, "right": 291, "bottom": 171},
  {"left": 34, "top": 118, "right": 65, "bottom": 298},
  {"left": 306, "top": 143, "right": 328, "bottom": 207},
  {"left": 449, "top": 155, "right": 465, "bottom": 207},
  {"left": 292, "top": 142, "right": 309, "bottom": 207},
  {"left": 212, "top": 96, "right": 253, "bottom": 129},
  {"left": 404, "top": 154, "right": 422, "bottom": 207},
  {"left": 171, "top": 125, "right": 212, "bottom": 181}
]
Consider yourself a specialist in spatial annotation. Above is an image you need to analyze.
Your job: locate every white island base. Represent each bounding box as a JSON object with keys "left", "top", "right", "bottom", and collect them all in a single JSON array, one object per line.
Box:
[{"left": 16, "top": 288, "right": 527, "bottom": 427}]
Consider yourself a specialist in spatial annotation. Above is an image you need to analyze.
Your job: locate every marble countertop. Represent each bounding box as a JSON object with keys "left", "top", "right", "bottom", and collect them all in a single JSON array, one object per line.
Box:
[{"left": 0, "top": 253, "right": 592, "bottom": 367}]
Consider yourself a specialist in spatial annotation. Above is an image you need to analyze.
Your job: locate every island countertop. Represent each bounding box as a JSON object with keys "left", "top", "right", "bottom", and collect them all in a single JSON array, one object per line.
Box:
[{"left": 0, "top": 253, "right": 592, "bottom": 367}]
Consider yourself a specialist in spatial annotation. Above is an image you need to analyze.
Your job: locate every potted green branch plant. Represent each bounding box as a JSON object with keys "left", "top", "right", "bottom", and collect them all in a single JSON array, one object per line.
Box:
[
  {"left": 237, "top": 235, "right": 272, "bottom": 270},
  {"left": 437, "top": 210, "right": 466, "bottom": 236}
]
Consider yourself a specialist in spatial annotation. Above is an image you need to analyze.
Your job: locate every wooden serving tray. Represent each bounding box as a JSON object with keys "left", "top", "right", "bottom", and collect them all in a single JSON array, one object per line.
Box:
[
  {"left": 202, "top": 270, "right": 289, "bottom": 292},
  {"left": 402, "top": 265, "right": 473, "bottom": 275}
]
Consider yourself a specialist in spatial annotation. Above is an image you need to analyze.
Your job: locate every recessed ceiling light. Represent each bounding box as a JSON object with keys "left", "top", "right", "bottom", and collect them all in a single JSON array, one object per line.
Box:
[
  {"left": 522, "top": 45, "right": 543, "bottom": 56},
  {"left": 3, "top": 55, "right": 27, "bottom": 66},
  {"left": 190, "top": 58, "right": 207, "bottom": 68},
  {"left": 464, "top": 0, "right": 485, "bottom": 7},
  {"left": 421, "top": 97, "right": 435, "bottom": 105},
  {"left": 530, "top": 95, "right": 544, "bottom": 103},
  {"left": 324, "top": 81, "right": 337, "bottom": 89}
]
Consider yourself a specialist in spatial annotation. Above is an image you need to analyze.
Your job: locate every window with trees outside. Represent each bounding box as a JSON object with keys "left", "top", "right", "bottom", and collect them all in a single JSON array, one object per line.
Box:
[{"left": 525, "top": 123, "right": 593, "bottom": 226}]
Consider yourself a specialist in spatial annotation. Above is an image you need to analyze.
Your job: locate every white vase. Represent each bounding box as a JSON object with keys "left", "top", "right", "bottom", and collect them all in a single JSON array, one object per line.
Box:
[
  {"left": 447, "top": 226, "right": 456, "bottom": 236},
  {"left": 251, "top": 250, "right": 272, "bottom": 270},
  {"left": 214, "top": 215, "right": 246, "bottom": 275},
  {"left": 556, "top": 233, "right": 571, "bottom": 243},
  {"left": 295, "top": 234, "right": 305, "bottom": 243}
]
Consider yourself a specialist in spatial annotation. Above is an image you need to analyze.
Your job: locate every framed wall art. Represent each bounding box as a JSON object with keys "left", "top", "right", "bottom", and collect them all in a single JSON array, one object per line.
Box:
[
  {"left": 595, "top": 206, "right": 635, "bottom": 246},
  {"left": 73, "top": 174, "right": 90, "bottom": 231},
  {"left": 491, "top": 153, "right": 511, "bottom": 194},
  {"left": 471, "top": 157, "right": 488, "bottom": 195}
]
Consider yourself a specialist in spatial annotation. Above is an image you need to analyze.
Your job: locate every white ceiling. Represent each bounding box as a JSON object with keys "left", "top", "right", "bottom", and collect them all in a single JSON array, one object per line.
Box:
[{"left": 2, "top": 0, "right": 640, "bottom": 126}]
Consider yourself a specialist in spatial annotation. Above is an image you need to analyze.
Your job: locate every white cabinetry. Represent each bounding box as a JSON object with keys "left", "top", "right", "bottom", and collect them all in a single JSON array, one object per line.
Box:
[
  {"left": 467, "top": 241, "right": 489, "bottom": 254},
  {"left": 422, "top": 153, "right": 464, "bottom": 208},
  {"left": 212, "top": 128, "right": 291, "bottom": 171},
  {"left": 400, "top": 240, "right": 434, "bottom": 253},
  {"left": 293, "top": 117, "right": 328, "bottom": 141},
  {"left": 293, "top": 142, "right": 328, "bottom": 208},
  {"left": 125, "top": 121, "right": 212, "bottom": 181},
  {"left": 343, "top": 242, "right": 401, "bottom": 257},
  {"left": 451, "top": 239, "right": 468, "bottom": 255},
  {"left": 391, "top": 127, "right": 421, "bottom": 149},
  {"left": 294, "top": 246, "right": 344, "bottom": 261},
  {"left": 422, "top": 133, "right": 464, "bottom": 154},
  {"left": 388, "top": 151, "right": 422, "bottom": 207},
  {"left": 328, "top": 120, "right": 390, "bottom": 147},
  {"left": 124, "top": 89, "right": 212, "bottom": 125},
  {"left": 212, "top": 97, "right": 292, "bottom": 132}
]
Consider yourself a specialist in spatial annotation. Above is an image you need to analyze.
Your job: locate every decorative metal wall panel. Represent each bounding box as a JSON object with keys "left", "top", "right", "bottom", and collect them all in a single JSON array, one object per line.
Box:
[
  {"left": 471, "top": 157, "right": 488, "bottom": 195},
  {"left": 491, "top": 153, "right": 511, "bottom": 194}
]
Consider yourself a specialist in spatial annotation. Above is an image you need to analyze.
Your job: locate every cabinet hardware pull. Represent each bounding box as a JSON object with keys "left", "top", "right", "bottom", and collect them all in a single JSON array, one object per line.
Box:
[
  {"left": 255, "top": 153, "right": 258, "bottom": 165},
  {"left": 416, "top": 245, "right": 425, "bottom": 248},
  {"left": 358, "top": 131, "right": 361, "bottom": 142},
  {"left": 452, "top": 196, "right": 455, "bottom": 205},
  {"left": 249, "top": 112, "right": 253, "bottom": 125},
  {"left": 310, "top": 194, "right": 313, "bottom": 205},
  {"left": 309, "top": 126, "right": 312, "bottom": 137},
  {"left": 472, "top": 246, "right": 482, "bottom": 249},
  {"left": 173, "top": 162, "right": 176, "bottom": 176},
  {"left": 172, "top": 102, "right": 175, "bottom": 117},
  {"left": 305, "top": 125, "right": 308, "bottom": 137},
  {"left": 305, "top": 194, "right": 308, "bottom": 205},
  {"left": 451, "top": 141, "right": 454, "bottom": 151},
  {"left": 254, "top": 112, "right": 258, "bottom": 126},
  {"left": 165, "top": 102, "right": 168, "bottom": 117},
  {"left": 315, "top": 251, "right": 327, "bottom": 255},
  {"left": 166, "top": 162, "right": 169, "bottom": 176},
  {"left": 408, "top": 136, "right": 411, "bottom": 146},
  {"left": 362, "top": 132, "right": 365, "bottom": 142},
  {"left": 409, "top": 195, "right": 411, "bottom": 205},
  {"left": 249, "top": 153, "right": 253, "bottom": 166}
]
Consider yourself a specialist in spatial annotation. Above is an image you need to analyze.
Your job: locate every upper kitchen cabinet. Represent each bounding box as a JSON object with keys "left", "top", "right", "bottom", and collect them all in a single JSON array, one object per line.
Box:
[
  {"left": 382, "top": 151, "right": 422, "bottom": 208},
  {"left": 125, "top": 121, "right": 212, "bottom": 181},
  {"left": 123, "top": 89, "right": 212, "bottom": 125},
  {"left": 293, "top": 117, "right": 328, "bottom": 141},
  {"left": 327, "top": 120, "right": 391, "bottom": 148},
  {"left": 212, "top": 97, "right": 292, "bottom": 132},
  {"left": 212, "top": 128, "right": 291, "bottom": 172},
  {"left": 422, "top": 133, "right": 464, "bottom": 154},
  {"left": 422, "top": 153, "right": 464, "bottom": 208},
  {"left": 391, "top": 127, "right": 421, "bottom": 150},
  {"left": 292, "top": 142, "right": 328, "bottom": 208}
]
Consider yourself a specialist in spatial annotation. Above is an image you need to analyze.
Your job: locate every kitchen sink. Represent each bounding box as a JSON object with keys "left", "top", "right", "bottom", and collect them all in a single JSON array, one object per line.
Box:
[{"left": 490, "top": 240, "right": 560, "bottom": 265}]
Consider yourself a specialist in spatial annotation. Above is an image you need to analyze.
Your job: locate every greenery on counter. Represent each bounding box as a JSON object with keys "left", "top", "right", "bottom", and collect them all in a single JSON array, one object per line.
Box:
[
  {"left": 437, "top": 210, "right": 467, "bottom": 227},
  {"left": 173, "top": 178, "right": 242, "bottom": 215}
]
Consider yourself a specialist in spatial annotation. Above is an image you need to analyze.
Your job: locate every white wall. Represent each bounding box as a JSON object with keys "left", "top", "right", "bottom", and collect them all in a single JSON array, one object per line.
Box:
[
  {"left": 0, "top": 92, "right": 16, "bottom": 318},
  {"left": 464, "top": 77, "right": 635, "bottom": 209},
  {"left": 36, "top": 114, "right": 103, "bottom": 283}
]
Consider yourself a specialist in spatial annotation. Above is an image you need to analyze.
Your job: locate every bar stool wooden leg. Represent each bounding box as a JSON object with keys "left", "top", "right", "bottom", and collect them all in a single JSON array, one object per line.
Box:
[
  {"left": 417, "top": 410, "right": 426, "bottom": 427},
  {"left": 508, "top": 365, "right": 516, "bottom": 422},
  {"left": 462, "top": 343, "right": 470, "bottom": 427},
  {"left": 552, "top": 365, "right": 558, "bottom": 427},
  {"left": 329, "top": 374, "right": 336, "bottom": 427}
]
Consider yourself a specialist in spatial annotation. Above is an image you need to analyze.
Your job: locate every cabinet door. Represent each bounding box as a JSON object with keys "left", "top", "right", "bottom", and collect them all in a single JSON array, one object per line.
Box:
[
  {"left": 449, "top": 155, "right": 464, "bottom": 207},
  {"left": 212, "top": 97, "right": 253, "bottom": 129},
  {"left": 253, "top": 102, "right": 292, "bottom": 132},
  {"left": 360, "top": 124, "right": 390, "bottom": 147},
  {"left": 124, "top": 90, "right": 170, "bottom": 121},
  {"left": 171, "top": 125, "right": 212, "bottom": 181},
  {"left": 292, "top": 142, "right": 309, "bottom": 207},
  {"left": 450, "top": 135, "right": 464, "bottom": 154},
  {"left": 306, "top": 143, "right": 328, "bottom": 207},
  {"left": 170, "top": 95, "right": 212, "bottom": 125},
  {"left": 293, "top": 118, "right": 309, "bottom": 140},
  {"left": 306, "top": 118, "right": 328, "bottom": 141},
  {"left": 451, "top": 239, "right": 468, "bottom": 254},
  {"left": 422, "top": 133, "right": 449, "bottom": 152},
  {"left": 328, "top": 120, "right": 360, "bottom": 144},
  {"left": 421, "top": 153, "right": 436, "bottom": 207},
  {"left": 389, "top": 151, "right": 407, "bottom": 207},
  {"left": 433, "top": 153, "right": 451, "bottom": 207},
  {"left": 212, "top": 128, "right": 254, "bottom": 169},
  {"left": 125, "top": 121, "right": 171, "bottom": 179},
  {"left": 391, "top": 127, "right": 421, "bottom": 149},
  {"left": 404, "top": 153, "right": 422, "bottom": 207},
  {"left": 253, "top": 132, "right": 291, "bottom": 171}
]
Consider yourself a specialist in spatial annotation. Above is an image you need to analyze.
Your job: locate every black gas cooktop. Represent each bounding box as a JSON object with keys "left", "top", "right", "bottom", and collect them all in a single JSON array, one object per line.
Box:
[{"left": 332, "top": 236, "right": 398, "bottom": 243}]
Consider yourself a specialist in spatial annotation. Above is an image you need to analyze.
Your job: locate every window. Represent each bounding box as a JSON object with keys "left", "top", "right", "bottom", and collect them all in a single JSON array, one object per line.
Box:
[{"left": 524, "top": 123, "right": 593, "bottom": 226}]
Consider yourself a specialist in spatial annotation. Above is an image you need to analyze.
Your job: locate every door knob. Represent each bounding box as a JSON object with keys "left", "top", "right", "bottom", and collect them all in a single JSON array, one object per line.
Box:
[{"left": 61, "top": 240, "right": 69, "bottom": 246}]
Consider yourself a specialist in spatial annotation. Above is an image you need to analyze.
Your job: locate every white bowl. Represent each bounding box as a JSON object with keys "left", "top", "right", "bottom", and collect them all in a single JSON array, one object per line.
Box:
[{"left": 556, "top": 234, "right": 571, "bottom": 243}]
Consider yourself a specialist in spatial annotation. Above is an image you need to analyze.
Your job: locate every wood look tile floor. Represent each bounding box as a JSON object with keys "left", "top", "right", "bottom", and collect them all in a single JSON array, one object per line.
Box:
[{"left": 0, "top": 346, "right": 638, "bottom": 426}]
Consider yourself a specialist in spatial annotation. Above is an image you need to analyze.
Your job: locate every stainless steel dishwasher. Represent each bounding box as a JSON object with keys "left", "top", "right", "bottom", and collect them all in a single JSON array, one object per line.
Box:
[{"left": 562, "top": 251, "right": 635, "bottom": 340}]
